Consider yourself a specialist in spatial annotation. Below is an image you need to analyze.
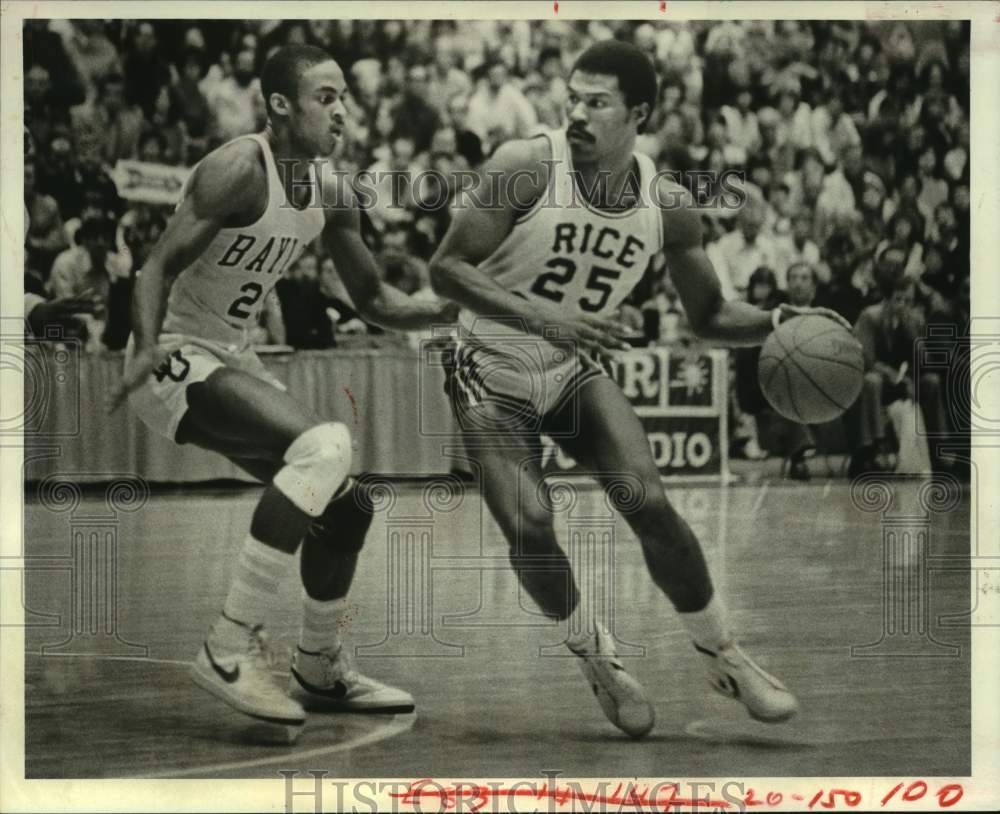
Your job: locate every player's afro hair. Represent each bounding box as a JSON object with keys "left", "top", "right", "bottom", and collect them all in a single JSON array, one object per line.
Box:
[
  {"left": 260, "top": 44, "right": 333, "bottom": 118},
  {"left": 572, "top": 39, "right": 659, "bottom": 133}
]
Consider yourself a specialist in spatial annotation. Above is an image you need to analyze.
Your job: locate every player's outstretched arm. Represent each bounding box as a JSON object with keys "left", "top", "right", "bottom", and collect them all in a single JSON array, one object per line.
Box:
[
  {"left": 660, "top": 184, "right": 849, "bottom": 347},
  {"left": 321, "top": 192, "right": 455, "bottom": 332},
  {"left": 109, "top": 142, "right": 265, "bottom": 410},
  {"left": 428, "top": 139, "right": 628, "bottom": 359}
]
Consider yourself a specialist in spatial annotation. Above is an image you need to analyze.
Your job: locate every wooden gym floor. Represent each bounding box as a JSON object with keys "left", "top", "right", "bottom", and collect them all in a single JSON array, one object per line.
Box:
[{"left": 21, "top": 477, "right": 970, "bottom": 779}]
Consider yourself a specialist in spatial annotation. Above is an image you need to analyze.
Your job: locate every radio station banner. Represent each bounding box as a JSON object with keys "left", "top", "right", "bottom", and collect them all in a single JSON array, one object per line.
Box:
[
  {"left": 541, "top": 347, "right": 729, "bottom": 478},
  {"left": 110, "top": 160, "right": 192, "bottom": 205}
]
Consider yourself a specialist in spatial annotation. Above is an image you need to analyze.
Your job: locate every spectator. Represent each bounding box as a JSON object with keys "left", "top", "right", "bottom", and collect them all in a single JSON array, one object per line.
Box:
[
  {"left": 426, "top": 35, "right": 473, "bottom": 114},
  {"left": 810, "top": 83, "right": 861, "bottom": 169},
  {"left": 71, "top": 73, "right": 144, "bottom": 166},
  {"left": 58, "top": 20, "right": 122, "bottom": 102},
  {"left": 23, "top": 20, "right": 87, "bottom": 110},
  {"left": 853, "top": 275, "right": 951, "bottom": 472},
  {"left": 773, "top": 211, "right": 821, "bottom": 288},
  {"left": 174, "top": 48, "right": 212, "bottom": 142},
  {"left": 815, "top": 231, "right": 867, "bottom": 325},
  {"left": 364, "top": 134, "right": 423, "bottom": 231},
  {"left": 526, "top": 47, "right": 569, "bottom": 130},
  {"left": 785, "top": 260, "right": 819, "bottom": 307},
  {"left": 24, "top": 158, "right": 69, "bottom": 279},
  {"left": 24, "top": 64, "right": 71, "bottom": 154},
  {"left": 206, "top": 49, "right": 266, "bottom": 141},
  {"left": 48, "top": 215, "right": 132, "bottom": 352},
  {"left": 720, "top": 77, "right": 761, "bottom": 156},
  {"left": 275, "top": 252, "right": 336, "bottom": 349},
  {"left": 706, "top": 199, "right": 778, "bottom": 299},
  {"left": 393, "top": 64, "right": 442, "bottom": 154},
  {"left": 466, "top": 58, "right": 538, "bottom": 153},
  {"left": 123, "top": 22, "right": 173, "bottom": 117}
]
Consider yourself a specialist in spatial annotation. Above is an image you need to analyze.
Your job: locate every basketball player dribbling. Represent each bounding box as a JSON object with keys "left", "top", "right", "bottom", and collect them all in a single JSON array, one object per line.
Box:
[
  {"left": 430, "top": 40, "right": 850, "bottom": 736},
  {"left": 111, "top": 45, "right": 454, "bottom": 730}
]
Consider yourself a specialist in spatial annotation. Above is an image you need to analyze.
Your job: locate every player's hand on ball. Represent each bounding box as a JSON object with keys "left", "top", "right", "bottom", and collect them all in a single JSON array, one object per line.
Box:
[
  {"left": 775, "top": 304, "right": 852, "bottom": 332},
  {"left": 108, "top": 344, "right": 167, "bottom": 414}
]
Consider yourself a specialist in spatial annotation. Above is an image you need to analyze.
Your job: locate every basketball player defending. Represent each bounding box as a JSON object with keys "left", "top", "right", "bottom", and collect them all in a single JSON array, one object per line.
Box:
[
  {"left": 430, "top": 41, "right": 849, "bottom": 736},
  {"left": 112, "top": 46, "right": 452, "bottom": 729}
]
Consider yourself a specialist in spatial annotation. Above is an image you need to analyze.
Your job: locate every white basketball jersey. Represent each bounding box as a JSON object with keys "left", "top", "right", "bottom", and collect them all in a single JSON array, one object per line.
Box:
[
  {"left": 162, "top": 133, "right": 325, "bottom": 346},
  {"left": 458, "top": 129, "right": 664, "bottom": 349}
]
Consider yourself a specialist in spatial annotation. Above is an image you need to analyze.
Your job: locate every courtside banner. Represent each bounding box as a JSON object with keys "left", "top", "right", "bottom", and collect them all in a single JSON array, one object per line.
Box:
[
  {"left": 542, "top": 347, "right": 729, "bottom": 478},
  {"left": 110, "top": 160, "right": 191, "bottom": 205}
]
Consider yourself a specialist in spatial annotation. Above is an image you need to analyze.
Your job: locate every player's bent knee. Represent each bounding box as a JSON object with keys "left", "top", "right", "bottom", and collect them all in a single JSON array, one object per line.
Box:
[{"left": 273, "top": 422, "right": 352, "bottom": 517}]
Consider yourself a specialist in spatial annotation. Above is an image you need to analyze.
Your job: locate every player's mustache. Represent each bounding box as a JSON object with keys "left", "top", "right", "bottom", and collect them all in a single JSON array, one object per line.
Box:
[{"left": 567, "top": 125, "right": 594, "bottom": 142}]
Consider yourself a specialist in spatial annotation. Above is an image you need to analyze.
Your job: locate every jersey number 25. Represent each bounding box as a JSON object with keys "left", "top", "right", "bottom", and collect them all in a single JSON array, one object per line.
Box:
[{"left": 530, "top": 258, "right": 621, "bottom": 312}]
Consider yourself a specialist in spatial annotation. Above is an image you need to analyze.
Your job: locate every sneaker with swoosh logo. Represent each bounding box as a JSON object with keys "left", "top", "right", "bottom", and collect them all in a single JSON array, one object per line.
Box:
[
  {"left": 289, "top": 646, "right": 415, "bottom": 713},
  {"left": 695, "top": 641, "right": 799, "bottom": 723},
  {"left": 572, "top": 624, "right": 655, "bottom": 739},
  {"left": 190, "top": 619, "right": 305, "bottom": 727}
]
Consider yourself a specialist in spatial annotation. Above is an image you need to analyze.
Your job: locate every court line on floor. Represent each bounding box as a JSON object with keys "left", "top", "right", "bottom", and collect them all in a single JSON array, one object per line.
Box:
[
  {"left": 131, "top": 713, "right": 417, "bottom": 779},
  {"left": 27, "top": 652, "right": 418, "bottom": 779}
]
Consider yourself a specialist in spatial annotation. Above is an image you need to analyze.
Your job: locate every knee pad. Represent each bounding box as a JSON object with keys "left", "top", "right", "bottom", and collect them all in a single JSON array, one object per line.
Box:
[{"left": 273, "top": 422, "right": 352, "bottom": 517}]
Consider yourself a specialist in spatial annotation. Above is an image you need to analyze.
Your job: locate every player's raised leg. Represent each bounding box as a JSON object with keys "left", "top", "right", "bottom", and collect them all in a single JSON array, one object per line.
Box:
[
  {"left": 553, "top": 375, "right": 799, "bottom": 723},
  {"left": 456, "top": 394, "right": 654, "bottom": 738},
  {"left": 179, "top": 368, "right": 351, "bottom": 727}
]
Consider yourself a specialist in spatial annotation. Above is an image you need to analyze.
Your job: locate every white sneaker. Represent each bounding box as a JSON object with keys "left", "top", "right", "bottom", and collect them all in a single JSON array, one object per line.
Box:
[
  {"left": 572, "top": 624, "right": 655, "bottom": 738},
  {"left": 289, "top": 646, "right": 415, "bottom": 713},
  {"left": 190, "top": 619, "right": 305, "bottom": 727},
  {"left": 695, "top": 641, "right": 799, "bottom": 723}
]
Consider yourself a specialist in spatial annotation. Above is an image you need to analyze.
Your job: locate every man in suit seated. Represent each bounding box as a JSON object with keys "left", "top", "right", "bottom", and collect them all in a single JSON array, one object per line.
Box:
[{"left": 851, "top": 275, "right": 950, "bottom": 474}]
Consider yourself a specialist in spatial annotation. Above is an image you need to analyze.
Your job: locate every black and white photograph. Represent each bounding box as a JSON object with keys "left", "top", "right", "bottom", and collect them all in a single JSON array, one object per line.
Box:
[{"left": 1, "top": 1, "right": 998, "bottom": 810}]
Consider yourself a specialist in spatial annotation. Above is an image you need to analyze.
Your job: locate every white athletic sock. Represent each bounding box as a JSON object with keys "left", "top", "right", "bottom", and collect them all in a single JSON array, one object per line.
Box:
[
  {"left": 678, "top": 595, "right": 732, "bottom": 652},
  {"left": 217, "top": 534, "right": 293, "bottom": 635},
  {"left": 299, "top": 596, "right": 348, "bottom": 654}
]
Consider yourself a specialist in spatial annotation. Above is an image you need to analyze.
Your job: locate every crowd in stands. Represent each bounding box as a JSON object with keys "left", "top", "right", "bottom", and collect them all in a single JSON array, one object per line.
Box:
[{"left": 23, "top": 18, "right": 971, "bottom": 476}]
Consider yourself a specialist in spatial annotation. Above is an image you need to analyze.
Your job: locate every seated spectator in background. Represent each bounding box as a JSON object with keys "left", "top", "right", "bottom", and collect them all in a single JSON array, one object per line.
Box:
[
  {"left": 206, "top": 49, "right": 265, "bottom": 141},
  {"left": 364, "top": 134, "right": 422, "bottom": 231},
  {"left": 813, "top": 142, "right": 859, "bottom": 243},
  {"left": 720, "top": 76, "right": 761, "bottom": 156},
  {"left": 24, "top": 158, "right": 69, "bottom": 279},
  {"left": 123, "top": 22, "right": 172, "bottom": 118},
  {"left": 467, "top": 58, "right": 539, "bottom": 153},
  {"left": 786, "top": 261, "right": 819, "bottom": 308},
  {"left": 876, "top": 208, "right": 925, "bottom": 281},
  {"left": 48, "top": 215, "right": 132, "bottom": 352},
  {"left": 427, "top": 35, "right": 473, "bottom": 115},
  {"left": 174, "top": 48, "right": 212, "bottom": 143},
  {"left": 275, "top": 253, "right": 336, "bottom": 349},
  {"left": 526, "top": 46, "right": 568, "bottom": 129},
  {"left": 733, "top": 266, "right": 814, "bottom": 478},
  {"left": 23, "top": 20, "right": 87, "bottom": 112},
  {"left": 773, "top": 211, "right": 821, "bottom": 288},
  {"left": 914, "top": 144, "right": 951, "bottom": 238},
  {"left": 810, "top": 84, "right": 861, "bottom": 170},
  {"left": 394, "top": 64, "right": 442, "bottom": 154},
  {"left": 40, "top": 126, "right": 125, "bottom": 224},
  {"left": 71, "top": 73, "right": 143, "bottom": 166},
  {"left": 24, "top": 64, "right": 72, "bottom": 154},
  {"left": 24, "top": 271, "right": 96, "bottom": 344},
  {"left": 852, "top": 275, "right": 950, "bottom": 473},
  {"left": 816, "top": 231, "right": 867, "bottom": 325},
  {"left": 706, "top": 198, "right": 778, "bottom": 299},
  {"left": 144, "top": 86, "right": 188, "bottom": 165},
  {"left": 58, "top": 20, "right": 122, "bottom": 102}
]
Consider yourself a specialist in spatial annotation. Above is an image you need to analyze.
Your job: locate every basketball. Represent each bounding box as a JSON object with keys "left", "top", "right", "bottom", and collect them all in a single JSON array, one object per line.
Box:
[{"left": 758, "top": 314, "right": 864, "bottom": 424}]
